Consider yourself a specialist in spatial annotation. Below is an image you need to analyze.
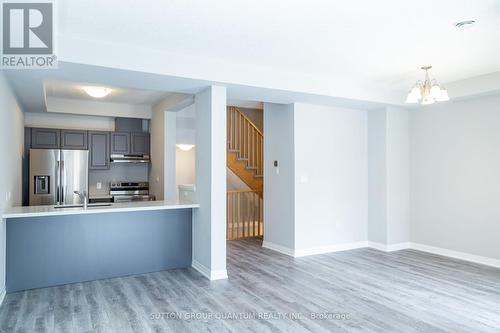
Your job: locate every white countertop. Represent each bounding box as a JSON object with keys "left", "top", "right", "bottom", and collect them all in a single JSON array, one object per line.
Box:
[{"left": 2, "top": 200, "right": 200, "bottom": 219}]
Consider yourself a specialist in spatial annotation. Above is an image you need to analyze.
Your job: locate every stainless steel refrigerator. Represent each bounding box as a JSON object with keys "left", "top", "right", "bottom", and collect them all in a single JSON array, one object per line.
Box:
[{"left": 29, "top": 149, "right": 89, "bottom": 206}]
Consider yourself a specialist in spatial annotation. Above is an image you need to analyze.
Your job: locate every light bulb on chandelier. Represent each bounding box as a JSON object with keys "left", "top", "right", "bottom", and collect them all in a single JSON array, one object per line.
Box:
[{"left": 405, "top": 66, "right": 449, "bottom": 105}]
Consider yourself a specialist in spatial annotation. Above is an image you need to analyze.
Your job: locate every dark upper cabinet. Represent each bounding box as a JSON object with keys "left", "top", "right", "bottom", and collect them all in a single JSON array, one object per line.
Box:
[
  {"left": 89, "top": 131, "right": 110, "bottom": 170},
  {"left": 110, "top": 132, "right": 150, "bottom": 155},
  {"left": 31, "top": 128, "right": 60, "bottom": 149},
  {"left": 110, "top": 132, "right": 130, "bottom": 154},
  {"left": 130, "top": 132, "right": 150, "bottom": 155},
  {"left": 61, "top": 130, "right": 88, "bottom": 150}
]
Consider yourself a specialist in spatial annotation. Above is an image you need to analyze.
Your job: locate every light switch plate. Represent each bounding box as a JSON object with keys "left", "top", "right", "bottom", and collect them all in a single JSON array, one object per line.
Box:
[{"left": 96, "top": 182, "right": 102, "bottom": 189}]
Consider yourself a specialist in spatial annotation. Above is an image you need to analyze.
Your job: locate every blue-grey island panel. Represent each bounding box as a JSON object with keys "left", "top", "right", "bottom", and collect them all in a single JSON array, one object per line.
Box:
[{"left": 6, "top": 209, "right": 192, "bottom": 292}]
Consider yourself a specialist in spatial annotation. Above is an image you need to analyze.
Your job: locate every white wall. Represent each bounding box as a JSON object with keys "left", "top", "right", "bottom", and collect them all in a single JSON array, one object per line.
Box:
[
  {"left": 263, "top": 103, "right": 296, "bottom": 251},
  {"left": 150, "top": 104, "right": 166, "bottom": 200},
  {"left": 410, "top": 95, "right": 500, "bottom": 260},
  {"left": 149, "top": 94, "right": 193, "bottom": 200},
  {"left": 176, "top": 104, "right": 196, "bottom": 145},
  {"left": 0, "top": 73, "right": 25, "bottom": 300},
  {"left": 385, "top": 107, "right": 409, "bottom": 244},
  {"left": 164, "top": 112, "right": 177, "bottom": 200},
  {"left": 367, "top": 109, "right": 387, "bottom": 244},
  {"left": 176, "top": 147, "right": 196, "bottom": 186},
  {"left": 193, "top": 86, "right": 227, "bottom": 279},
  {"left": 294, "top": 104, "right": 368, "bottom": 252},
  {"left": 46, "top": 96, "right": 152, "bottom": 119},
  {"left": 175, "top": 104, "right": 196, "bottom": 191},
  {"left": 25, "top": 112, "right": 115, "bottom": 131},
  {"left": 367, "top": 107, "right": 410, "bottom": 247}
]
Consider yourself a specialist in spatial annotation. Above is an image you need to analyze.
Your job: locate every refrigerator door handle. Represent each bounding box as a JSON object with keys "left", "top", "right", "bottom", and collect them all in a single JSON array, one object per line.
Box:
[
  {"left": 60, "top": 160, "right": 65, "bottom": 204},
  {"left": 56, "top": 160, "right": 60, "bottom": 205}
]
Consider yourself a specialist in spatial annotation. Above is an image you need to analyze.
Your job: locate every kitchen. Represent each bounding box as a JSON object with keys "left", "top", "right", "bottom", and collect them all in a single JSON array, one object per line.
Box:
[
  {"left": 1, "top": 76, "right": 201, "bottom": 293},
  {"left": 27, "top": 117, "right": 154, "bottom": 207}
]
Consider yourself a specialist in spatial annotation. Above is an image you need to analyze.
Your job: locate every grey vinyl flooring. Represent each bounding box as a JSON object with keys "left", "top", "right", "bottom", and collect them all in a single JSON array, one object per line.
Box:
[{"left": 1, "top": 238, "right": 500, "bottom": 333}]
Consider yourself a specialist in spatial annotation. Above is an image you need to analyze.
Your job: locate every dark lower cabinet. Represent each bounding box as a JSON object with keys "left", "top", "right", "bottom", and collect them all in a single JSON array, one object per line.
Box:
[
  {"left": 131, "top": 132, "right": 150, "bottom": 155},
  {"left": 89, "top": 131, "right": 110, "bottom": 170},
  {"left": 61, "top": 130, "right": 88, "bottom": 150},
  {"left": 31, "top": 128, "right": 60, "bottom": 149},
  {"left": 110, "top": 132, "right": 130, "bottom": 154}
]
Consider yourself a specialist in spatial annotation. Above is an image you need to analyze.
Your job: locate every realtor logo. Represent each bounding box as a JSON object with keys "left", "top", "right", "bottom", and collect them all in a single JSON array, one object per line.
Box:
[{"left": 1, "top": 1, "right": 57, "bottom": 68}]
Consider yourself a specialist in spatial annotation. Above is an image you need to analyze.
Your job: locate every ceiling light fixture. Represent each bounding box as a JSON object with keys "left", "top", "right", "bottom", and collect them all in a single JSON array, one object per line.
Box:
[
  {"left": 177, "top": 144, "right": 195, "bottom": 151},
  {"left": 405, "top": 66, "right": 449, "bottom": 105},
  {"left": 82, "top": 86, "right": 113, "bottom": 98}
]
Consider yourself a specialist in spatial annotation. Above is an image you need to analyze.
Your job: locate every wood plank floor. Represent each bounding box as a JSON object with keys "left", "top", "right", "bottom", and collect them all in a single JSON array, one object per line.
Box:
[{"left": 1, "top": 238, "right": 499, "bottom": 332}]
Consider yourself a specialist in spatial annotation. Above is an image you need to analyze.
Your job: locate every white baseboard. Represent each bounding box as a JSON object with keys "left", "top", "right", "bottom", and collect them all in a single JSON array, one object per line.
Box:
[
  {"left": 294, "top": 241, "right": 368, "bottom": 257},
  {"left": 262, "top": 241, "right": 295, "bottom": 257},
  {"left": 368, "top": 241, "right": 410, "bottom": 252},
  {"left": 0, "top": 288, "right": 5, "bottom": 307},
  {"left": 409, "top": 242, "right": 500, "bottom": 269},
  {"left": 263, "top": 240, "right": 500, "bottom": 269},
  {"left": 191, "top": 260, "right": 228, "bottom": 281},
  {"left": 263, "top": 240, "right": 368, "bottom": 257}
]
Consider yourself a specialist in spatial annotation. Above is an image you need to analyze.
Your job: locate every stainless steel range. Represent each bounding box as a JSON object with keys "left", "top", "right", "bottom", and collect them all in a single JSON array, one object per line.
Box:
[{"left": 110, "top": 182, "right": 155, "bottom": 202}]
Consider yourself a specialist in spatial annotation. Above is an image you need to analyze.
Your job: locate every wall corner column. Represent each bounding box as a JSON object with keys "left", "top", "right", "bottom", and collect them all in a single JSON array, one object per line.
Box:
[{"left": 193, "top": 85, "right": 227, "bottom": 280}]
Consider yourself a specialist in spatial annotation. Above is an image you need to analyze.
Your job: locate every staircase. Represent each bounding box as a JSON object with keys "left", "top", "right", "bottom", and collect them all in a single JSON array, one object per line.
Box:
[
  {"left": 227, "top": 107, "right": 263, "bottom": 191},
  {"left": 227, "top": 106, "right": 264, "bottom": 240}
]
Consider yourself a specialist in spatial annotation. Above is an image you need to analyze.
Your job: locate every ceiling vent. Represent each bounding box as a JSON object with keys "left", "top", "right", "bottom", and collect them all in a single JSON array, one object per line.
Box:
[{"left": 455, "top": 20, "right": 476, "bottom": 29}]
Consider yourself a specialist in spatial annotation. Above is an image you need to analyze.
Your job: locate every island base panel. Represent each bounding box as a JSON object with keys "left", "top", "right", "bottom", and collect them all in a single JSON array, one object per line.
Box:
[{"left": 6, "top": 209, "right": 192, "bottom": 292}]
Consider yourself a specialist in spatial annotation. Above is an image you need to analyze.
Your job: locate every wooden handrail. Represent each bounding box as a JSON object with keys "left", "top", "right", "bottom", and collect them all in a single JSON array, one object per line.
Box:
[
  {"left": 229, "top": 106, "right": 263, "bottom": 136},
  {"left": 227, "top": 107, "right": 264, "bottom": 177}
]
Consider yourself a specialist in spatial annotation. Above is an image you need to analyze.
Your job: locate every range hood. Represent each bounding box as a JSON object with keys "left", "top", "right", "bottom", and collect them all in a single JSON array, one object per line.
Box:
[{"left": 110, "top": 154, "right": 150, "bottom": 163}]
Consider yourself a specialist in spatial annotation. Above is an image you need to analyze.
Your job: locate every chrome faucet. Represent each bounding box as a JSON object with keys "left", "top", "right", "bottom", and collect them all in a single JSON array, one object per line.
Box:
[{"left": 74, "top": 191, "right": 88, "bottom": 209}]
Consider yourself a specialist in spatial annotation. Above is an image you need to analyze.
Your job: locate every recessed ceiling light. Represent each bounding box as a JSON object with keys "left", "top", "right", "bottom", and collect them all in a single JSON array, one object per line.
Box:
[
  {"left": 455, "top": 20, "right": 476, "bottom": 29},
  {"left": 176, "top": 144, "right": 195, "bottom": 151},
  {"left": 82, "top": 86, "right": 112, "bottom": 98}
]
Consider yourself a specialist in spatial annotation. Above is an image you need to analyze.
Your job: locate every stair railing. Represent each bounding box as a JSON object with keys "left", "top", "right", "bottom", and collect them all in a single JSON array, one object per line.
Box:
[
  {"left": 227, "top": 107, "right": 263, "bottom": 177},
  {"left": 226, "top": 190, "right": 263, "bottom": 240}
]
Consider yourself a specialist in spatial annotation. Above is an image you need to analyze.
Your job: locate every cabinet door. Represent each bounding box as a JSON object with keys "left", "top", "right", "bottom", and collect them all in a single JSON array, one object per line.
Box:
[
  {"left": 110, "top": 132, "right": 130, "bottom": 154},
  {"left": 31, "top": 128, "right": 60, "bottom": 149},
  {"left": 89, "top": 131, "right": 110, "bottom": 170},
  {"left": 61, "top": 130, "right": 88, "bottom": 150},
  {"left": 130, "top": 132, "right": 150, "bottom": 155}
]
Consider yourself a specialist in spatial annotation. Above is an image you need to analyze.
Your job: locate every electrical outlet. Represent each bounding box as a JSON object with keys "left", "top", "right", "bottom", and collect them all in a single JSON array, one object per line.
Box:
[
  {"left": 6, "top": 191, "right": 11, "bottom": 202},
  {"left": 96, "top": 182, "right": 102, "bottom": 190}
]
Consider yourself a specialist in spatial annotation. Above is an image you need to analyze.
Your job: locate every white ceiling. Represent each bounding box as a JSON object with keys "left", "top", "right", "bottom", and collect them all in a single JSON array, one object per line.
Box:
[
  {"left": 5, "top": 1, "right": 500, "bottom": 113},
  {"left": 45, "top": 80, "right": 171, "bottom": 105},
  {"left": 56, "top": 0, "right": 500, "bottom": 103}
]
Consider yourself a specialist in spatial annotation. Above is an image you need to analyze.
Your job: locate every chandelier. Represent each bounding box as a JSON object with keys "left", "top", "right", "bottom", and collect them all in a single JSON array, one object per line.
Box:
[{"left": 405, "top": 66, "right": 449, "bottom": 105}]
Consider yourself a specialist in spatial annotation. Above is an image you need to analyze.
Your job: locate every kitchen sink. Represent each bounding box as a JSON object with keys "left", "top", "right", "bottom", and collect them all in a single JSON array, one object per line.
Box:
[{"left": 54, "top": 203, "right": 112, "bottom": 209}]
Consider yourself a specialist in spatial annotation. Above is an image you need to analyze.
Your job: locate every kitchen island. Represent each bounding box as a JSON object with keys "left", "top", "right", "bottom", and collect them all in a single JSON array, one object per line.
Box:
[{"left": 3, "top": 201, "right": 199, "bottom": 292}]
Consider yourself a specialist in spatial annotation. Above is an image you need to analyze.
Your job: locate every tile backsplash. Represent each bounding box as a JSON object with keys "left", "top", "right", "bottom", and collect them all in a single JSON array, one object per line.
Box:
[{"left": 89, "top": 164, "right": 149, "bottom": 197}]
